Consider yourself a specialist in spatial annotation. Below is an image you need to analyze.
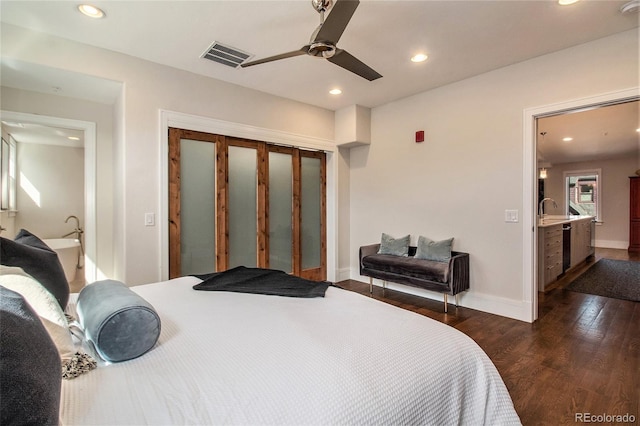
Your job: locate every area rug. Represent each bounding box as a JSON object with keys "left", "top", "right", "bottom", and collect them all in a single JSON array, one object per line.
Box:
[{"left": 566, "top": 259, "right": 640, "bottom": 302}]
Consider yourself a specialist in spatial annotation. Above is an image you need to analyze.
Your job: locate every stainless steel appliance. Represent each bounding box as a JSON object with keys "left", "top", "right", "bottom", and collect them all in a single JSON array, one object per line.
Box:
[{"left": 562, "top": 224, "right": 571, "bottom": 273}]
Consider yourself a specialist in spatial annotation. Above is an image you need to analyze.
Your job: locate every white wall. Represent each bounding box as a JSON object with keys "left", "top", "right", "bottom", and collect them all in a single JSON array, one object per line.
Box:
[
  {"left": 2, "top": 24, "right": 334, "bottom": 286},
  {"left": 349, "top": 29, "right": 639, "bottom": 320},
  {"left": 15, "top": 142, "right": 84, "bottom": 239},
  {"left": 543, "top": 155, "right": 636, "bottom": 249}
]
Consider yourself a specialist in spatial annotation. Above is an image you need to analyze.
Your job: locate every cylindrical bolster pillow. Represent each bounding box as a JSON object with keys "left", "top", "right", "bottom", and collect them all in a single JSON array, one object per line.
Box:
[{"left": 77, "top": 280, "right": 161, "bottom": 363}]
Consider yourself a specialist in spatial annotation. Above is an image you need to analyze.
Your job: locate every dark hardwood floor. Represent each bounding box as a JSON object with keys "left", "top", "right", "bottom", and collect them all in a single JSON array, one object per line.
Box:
[{"left": 337, "top": 248, "right": 639, "bottom": 426}]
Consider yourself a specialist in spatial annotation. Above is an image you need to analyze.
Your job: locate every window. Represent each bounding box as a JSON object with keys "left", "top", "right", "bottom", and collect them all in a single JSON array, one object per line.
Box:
[
  {"left": 0, "top": 136, "right": 17, "bottom": 212},
  {"left": 564, "top": 169, "right": 601, "bottom": 220}
]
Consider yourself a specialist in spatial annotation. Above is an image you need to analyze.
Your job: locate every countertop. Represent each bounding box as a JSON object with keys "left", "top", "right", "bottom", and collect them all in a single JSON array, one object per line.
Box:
[{"left": 538, "top": 215, "right": 594, "bottom": 228}]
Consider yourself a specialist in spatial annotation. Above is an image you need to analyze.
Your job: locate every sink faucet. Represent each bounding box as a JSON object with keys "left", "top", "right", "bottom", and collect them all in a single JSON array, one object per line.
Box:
[{"left": 538, "top": 198, "right": 558, "bottom": 217}]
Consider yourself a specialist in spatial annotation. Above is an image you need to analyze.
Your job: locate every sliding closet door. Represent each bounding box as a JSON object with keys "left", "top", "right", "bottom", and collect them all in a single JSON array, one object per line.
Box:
[
  {"left": 227, "top": 142, "right": 258, "bottom": 268},
  {"left": 268, "top": 147, "right": 294, "bottom": 273},
  {"left": 168, "top": 129, "right": 219, "bottom": 277},
  {"left": 169, "top": 128, "right": 326, "bottom": 280},
  {"left": 298, "top": 151, "right": 326, "bottom": 280}
]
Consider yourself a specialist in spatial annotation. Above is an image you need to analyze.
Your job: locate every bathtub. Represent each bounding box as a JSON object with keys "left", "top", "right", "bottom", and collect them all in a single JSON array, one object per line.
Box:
[{"left": 44, "top": 238, "right": 80, "bottom": 283}]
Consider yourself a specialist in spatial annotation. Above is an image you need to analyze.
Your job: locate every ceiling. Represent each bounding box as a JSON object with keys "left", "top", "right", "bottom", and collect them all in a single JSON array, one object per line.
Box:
[
  {"left": 1, "top": 0, "right": 638, "bottom": 161},
  {"left": 1, "top": 0, "right": 638, "bottom": 111},
  {"left": 1, "top": 121, "right": 84, "bottom": 148},
  {"left": 537, "top": 100, "right": 639, "bottom": 165}
]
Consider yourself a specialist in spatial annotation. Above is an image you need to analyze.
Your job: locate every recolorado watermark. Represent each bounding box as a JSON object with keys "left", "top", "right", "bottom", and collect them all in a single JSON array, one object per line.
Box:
[{"left": 575, "top": 412, "right": 636, "bottom": 423}]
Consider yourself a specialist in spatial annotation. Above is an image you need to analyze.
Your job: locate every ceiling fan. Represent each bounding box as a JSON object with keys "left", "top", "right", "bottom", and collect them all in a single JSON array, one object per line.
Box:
[{"left": 241, "top": 0, "right": 382, "bottom": 81}]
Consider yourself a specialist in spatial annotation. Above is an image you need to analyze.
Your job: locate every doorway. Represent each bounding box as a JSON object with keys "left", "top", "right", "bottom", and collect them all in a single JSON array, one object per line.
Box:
[
  {"left": 0, "top": 110, "right": 98, "bottom": 285},
  {"left": 524, "top": 88, "right": 639, "bottom": 321}
]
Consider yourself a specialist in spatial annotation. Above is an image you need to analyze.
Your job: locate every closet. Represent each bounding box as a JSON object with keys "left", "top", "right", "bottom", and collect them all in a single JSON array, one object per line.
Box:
[{"left": 168, "top": 128, "right": 326, "bottom": 280}]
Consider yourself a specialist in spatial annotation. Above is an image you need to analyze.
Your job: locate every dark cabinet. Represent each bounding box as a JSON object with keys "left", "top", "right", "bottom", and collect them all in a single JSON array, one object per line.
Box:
[{"left": 630, "top": 177, "right": 640, "bottom": 253}]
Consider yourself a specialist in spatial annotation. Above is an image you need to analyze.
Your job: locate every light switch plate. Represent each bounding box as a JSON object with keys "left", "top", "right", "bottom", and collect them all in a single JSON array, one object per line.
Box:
[
  {"left": 145, "top": 212, "right": 155, "bottom": 227},
  {"left": 505, "top": 209, "right": 519, "bottom": 223}
]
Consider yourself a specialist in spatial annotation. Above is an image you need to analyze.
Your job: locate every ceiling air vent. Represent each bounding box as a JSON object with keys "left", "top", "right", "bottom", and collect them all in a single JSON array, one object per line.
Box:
[{"left": 201, "top": 42, "right": 252, "bottom": 68}]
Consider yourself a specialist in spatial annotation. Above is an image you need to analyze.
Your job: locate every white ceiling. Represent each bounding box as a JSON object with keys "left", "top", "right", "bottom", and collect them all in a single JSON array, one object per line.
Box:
[
  {"left": 537, "top": 100, "right": 639, "bottom": 165},
  {"left": 1, "top": 0, "right": 638, "bottom": 110},
  {"left": 1, "top": 0, "right": 638, "bottom": 161},
  {"left": 1, "top": 121, "right": 84, "bottom": 147}
]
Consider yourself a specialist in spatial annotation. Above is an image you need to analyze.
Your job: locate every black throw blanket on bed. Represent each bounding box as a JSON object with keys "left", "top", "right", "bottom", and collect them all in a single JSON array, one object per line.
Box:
[{"left": 192, "top": 266, "right": 331, "bottom": 298}]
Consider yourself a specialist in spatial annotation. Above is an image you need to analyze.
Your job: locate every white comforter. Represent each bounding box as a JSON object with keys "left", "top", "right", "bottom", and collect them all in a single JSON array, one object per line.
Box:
[{"left": 61, "top": 276, "right": 520, "bottom": 425}]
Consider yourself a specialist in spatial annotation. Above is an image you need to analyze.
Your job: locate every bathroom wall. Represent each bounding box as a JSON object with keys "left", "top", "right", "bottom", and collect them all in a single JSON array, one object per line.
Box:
[{"left": 14, "top": 142, "right": 84, "bottom": 240}]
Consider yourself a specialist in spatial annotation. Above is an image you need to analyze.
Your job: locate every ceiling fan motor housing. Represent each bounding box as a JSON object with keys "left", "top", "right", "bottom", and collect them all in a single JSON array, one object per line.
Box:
[
  {"left": 312, "top": 0, "right": 333, "bottom": 13},
  {"left": 308, "top": 41, "right": 336, "bottom": 58}
]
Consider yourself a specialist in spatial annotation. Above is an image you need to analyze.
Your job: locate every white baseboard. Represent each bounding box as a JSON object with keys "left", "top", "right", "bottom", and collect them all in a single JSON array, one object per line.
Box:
[
  {"left": 347, "top": 270, "right": 533, "bottom": 323},
  {"left": 336, "top": 267, "right": 352, "bottom": 282},
  {"left": 595, "top": 240, "right": 629, "bottom": 250}
]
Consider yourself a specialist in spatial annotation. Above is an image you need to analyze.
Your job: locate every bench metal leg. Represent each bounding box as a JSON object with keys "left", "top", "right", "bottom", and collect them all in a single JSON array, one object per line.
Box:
[
  {"left": 369, "top": 277, "right": 373, "bottom": 294},
  {"left": 444, "top": 293, "right": 448, "bottom": 313},
  {"left": 455, "top": 294, "right": 459, "bottom": 307}
]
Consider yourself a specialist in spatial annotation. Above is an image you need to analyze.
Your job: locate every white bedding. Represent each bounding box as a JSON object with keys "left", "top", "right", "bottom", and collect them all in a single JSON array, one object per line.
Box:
[{"left": 61, "top": 276, "right": 521, "bottom": 425}]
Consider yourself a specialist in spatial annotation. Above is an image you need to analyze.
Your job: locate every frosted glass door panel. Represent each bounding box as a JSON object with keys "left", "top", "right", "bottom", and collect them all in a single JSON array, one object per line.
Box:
[
  {"left": 228, "top": 145, "right": 257, "bottom": 268},
  {"left": 268, "top": 152, "right": 293, "bottom": 272},
  {"left": 301, "top": 157, "right": 321, "bottom": 270},
  {"left": 180, "top": 139, "right": 216, "bottom": 275}
]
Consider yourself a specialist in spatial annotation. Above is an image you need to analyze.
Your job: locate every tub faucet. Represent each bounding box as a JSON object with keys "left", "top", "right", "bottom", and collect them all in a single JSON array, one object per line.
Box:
[
  {"left": 538, "top": 198, "right": 557, "bottom": 217},
  {"left": 62, "top": 215, "right": 83, "bottom": 238},
  {"left": 63, "top": 215, "right": 85, "bottom": 270}
]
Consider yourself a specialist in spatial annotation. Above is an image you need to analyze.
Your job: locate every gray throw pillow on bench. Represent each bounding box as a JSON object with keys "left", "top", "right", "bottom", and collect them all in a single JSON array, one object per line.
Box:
[
  {"left": 377, "top": 233, "right": 411, "bottom": 257},
  {"left": 415, "top": 236, "right": 453, "bottom": 262}
]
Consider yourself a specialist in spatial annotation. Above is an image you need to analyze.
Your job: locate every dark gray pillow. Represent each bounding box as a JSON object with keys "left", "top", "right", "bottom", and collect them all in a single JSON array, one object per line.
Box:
[
  {"left": 0, "top": 229, "right": 69, "bottom": 309},
  {"left": 77, "top": 280, "right": 161, "bottom": 363},
  {"left": 415, "top": 236, "right": 454, "bottom": 262},
  {"left": 0, "top": 286, "right": 61, "bottom": 426},
  {"left": 377, "top": 233, "right": 410, "bottom": 256}
]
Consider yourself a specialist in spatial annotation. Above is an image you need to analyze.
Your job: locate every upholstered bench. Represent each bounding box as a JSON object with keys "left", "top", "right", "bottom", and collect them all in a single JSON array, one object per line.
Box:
[{"left": 359, "top": 243, "right": 470, "bottom": 312}]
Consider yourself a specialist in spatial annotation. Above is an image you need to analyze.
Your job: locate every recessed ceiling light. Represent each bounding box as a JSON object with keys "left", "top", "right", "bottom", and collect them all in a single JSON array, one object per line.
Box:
[
  {"left": 78, "top": 4, "right": 105, "bottom": 18},
  {"left": 636, "top": 128, "right": 640, "bottom": 132},
  {"left": 411, "top": 53, "right": 428, "bottom": 63},
  {"left": 562, "top": 137, "right": 573, "bottom": 142},
  {"left": 558, "top": 0, "right": 580, "bottom": 5},
  {"left": 329, "top": 88, "right": 342, "bottom": 95},
  {"left": 68, "top": 136, "right": 81, "bottom": 141}
]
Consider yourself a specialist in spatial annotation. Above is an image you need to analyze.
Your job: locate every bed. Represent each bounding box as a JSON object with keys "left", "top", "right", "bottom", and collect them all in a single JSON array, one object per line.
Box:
[
  {"left": 1, "top": 231, "right": 520, "bottom": 425},
  {"left": 59, "top": 274, "right": 520, "bottom": 425}
]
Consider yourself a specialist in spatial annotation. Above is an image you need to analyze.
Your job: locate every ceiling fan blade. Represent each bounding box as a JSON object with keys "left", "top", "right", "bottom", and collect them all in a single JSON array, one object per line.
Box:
[
  {"left": 241, "top": 47, "right": 308, "bottom": 68},
  {"left": 327, "top": 49, "right": 382, "bottom": 81},
  {"left": 314, "top": 0, "right": 360, "bottom": 44}
]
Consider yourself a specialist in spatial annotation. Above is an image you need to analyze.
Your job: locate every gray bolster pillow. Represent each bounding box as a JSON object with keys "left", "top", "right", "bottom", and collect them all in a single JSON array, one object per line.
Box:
[{"left": 77, "top": 280, "right": 161, "bottom": 363}]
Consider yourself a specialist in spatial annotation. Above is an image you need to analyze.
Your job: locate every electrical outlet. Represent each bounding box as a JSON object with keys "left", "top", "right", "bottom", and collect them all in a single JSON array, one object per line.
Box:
[{"left": 505, "top": 210, "right": 519, "bottom": 223}]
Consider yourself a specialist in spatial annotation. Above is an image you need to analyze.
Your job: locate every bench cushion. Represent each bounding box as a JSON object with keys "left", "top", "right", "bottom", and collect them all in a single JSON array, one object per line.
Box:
[{"left": 362, "top": 254, "right": 449, "bottom": 284}]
